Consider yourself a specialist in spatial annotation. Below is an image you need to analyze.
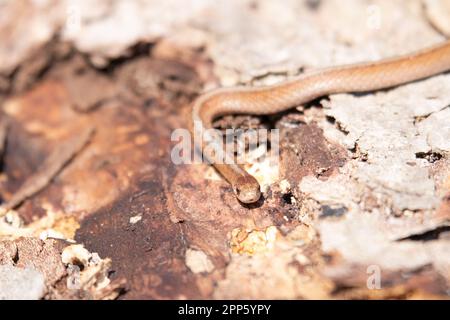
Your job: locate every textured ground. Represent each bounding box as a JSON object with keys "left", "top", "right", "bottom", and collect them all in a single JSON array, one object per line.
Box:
[{"left": 0, "top": 0, "right": 449, "bottom": 299}]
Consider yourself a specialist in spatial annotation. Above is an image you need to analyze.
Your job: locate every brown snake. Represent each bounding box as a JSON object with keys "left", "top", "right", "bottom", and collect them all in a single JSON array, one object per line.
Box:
[{"left": 191, "top": 40, "right": 450, "bottom": 204}]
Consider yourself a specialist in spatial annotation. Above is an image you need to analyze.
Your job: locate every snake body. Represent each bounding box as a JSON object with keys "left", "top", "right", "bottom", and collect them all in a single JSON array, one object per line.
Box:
[{"left": 191, "top": 40, "right": 450, "bottom": 204}]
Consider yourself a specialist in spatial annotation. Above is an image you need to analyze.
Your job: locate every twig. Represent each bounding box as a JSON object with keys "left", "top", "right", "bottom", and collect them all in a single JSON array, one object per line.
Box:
[{"left": 0, "top": 126, "right": 95, "bottom": 215}]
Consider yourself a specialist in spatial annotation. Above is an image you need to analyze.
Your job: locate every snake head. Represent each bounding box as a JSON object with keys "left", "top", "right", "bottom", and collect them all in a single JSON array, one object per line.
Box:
[{"left": 233, "top": 176, "right": 261, "bottom": 204}]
